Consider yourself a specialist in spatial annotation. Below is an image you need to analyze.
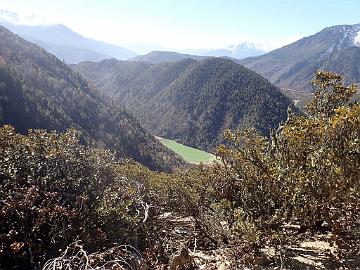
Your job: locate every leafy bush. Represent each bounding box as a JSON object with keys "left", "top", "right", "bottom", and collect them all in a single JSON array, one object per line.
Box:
[
  {"left": 0, "top": 126, "right": 159, "bottom": 268},
  {"left": 213, "top": 71, "right": 360, "bottom": 261}
]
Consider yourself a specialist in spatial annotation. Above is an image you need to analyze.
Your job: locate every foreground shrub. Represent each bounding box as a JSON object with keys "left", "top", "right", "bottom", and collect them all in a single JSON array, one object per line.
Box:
[
  {"left": 0, "top": 127, "right": 157, "bottom": 268},
  {"left": 42, "top": 241, "right": 144, "bottom": 270},
  {"left": 213, "top": 71, "right": 360, "bottom": 261}
]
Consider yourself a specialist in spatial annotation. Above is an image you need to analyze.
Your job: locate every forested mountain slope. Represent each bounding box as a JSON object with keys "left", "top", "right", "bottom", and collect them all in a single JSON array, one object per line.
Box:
[
  {"left": 0, "top": 25, "right": 185, "bottom": 171},
  {"left": 74, "top": 57, "right": 297, "bottom": 152},
  {"left": 72, "top": 59, "right": 152, "bottom": 96}
]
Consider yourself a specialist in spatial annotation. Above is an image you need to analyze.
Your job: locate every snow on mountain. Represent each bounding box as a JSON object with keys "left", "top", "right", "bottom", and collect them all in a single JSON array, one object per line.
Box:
[
  {"left": 329, "top": 24, "right": 360, "bottom": 49},
  {"left": 183, "top": 42, "right": 267, "bottom": 59},
  {"left": 318, "top": 24, "right": 360, "bottom": 55},
  {"left": 354, "top": 31, "right": 360, "bottom": 46},
  {"left": 336, "top": 24, "right": 360, "bottom": 48},
  {"left": 231, "top": 42, "right": 267, "bottom": 58},
  {"left": 349, "top": 24, "right": 360, "bottom": 47}
]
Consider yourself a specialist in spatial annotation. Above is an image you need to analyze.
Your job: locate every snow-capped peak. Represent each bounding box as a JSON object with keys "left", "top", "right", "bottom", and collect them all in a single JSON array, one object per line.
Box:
[
  {"left": 227, "top": 41, "right": 268, "bottom": 52},
  {"left": 354, "top": 30, "right": 360, "bottom": 47},
  {"left": 337, "top": 23, "right": 360, "bottom": 48}
]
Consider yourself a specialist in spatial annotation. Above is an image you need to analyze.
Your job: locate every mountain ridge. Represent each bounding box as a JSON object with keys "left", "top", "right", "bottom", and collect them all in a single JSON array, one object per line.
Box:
[
  {"left": 0, "top": 16, "right": 137, "bottom": 63},
  {"left": 240, "top": 23, "right": 360, "bottom": 91},
  {"left": 73, "top": 57, "right": 297, "bottom": 152},
  {"left": 130, "top": 51, "right": 207, "bottom": 64},
  {"left": 0, "top": 25, "right": 185, "bottom": 171}
]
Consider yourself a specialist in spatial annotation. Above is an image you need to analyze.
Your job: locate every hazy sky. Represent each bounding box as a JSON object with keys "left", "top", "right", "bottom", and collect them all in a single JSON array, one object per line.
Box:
[{"left": 1, "top": 0, "right": 359, "bottom": 50}]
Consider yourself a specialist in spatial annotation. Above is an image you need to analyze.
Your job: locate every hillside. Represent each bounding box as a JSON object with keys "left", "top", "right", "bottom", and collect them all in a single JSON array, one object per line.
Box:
[
  {"left": 130, "top": 50, "right": 207, "bottom": 63},
  {"left": 0, "top": 25, "right": 185, "bottom": 171},
  {"left": 0, "top": 14, "right": 137, "bottom": 63},
  {"left": 240, "top": 24, "right": 360, "bottom": 90},
  {"left": 72, "top": 59, "right": 152, "bottom": 96},
  {"left": 24, "top": 36, "right": 110, "bottom": 64},
  {"left": 74, "top": 57, "right": 296, "bottom": 152}
]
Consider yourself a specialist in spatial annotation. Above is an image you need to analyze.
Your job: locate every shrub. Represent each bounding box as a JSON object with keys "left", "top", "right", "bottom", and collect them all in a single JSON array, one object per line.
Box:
[
  {"left": 0, "top": 126, "right": 157, "bottom": 268},
  {"left": 213, "top": 71, "right": 360, "bottom": 260}
]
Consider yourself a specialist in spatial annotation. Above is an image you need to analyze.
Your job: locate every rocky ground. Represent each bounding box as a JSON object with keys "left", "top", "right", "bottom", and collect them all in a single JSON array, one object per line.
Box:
[{"left": 153, "top": 212, "right": 359, "bottom": 270}]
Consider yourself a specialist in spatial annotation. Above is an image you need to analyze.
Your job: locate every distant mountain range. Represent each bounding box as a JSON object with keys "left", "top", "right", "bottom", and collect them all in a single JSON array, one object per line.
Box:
[
  {"left": 184, "top": 42, "right": 267, "bottom": 59},
  {"left": 0, "top": 25, "right": 184, "bottom": 171},
  {"left": 240, "top": 24, "right": 360, "bottom": 91},
  {"left": 0, "top": 10, "right": 137, "bottom": 63},
  {"left": 128, "top": 41, "right": 268, "bottom": 59},
  {"left": 130, "top": 42, "right": 268, "bottom": 64},
  {"left": 130, "top": 51, "right": 208, "bottom": 64},
  {"left": 0, "top": 10, "right": 270, "bottom": 64},
  {"left": 129, "top": 51, "right": 254, "bottom": 65},
  {"left": 73, "top": 57, "right": 297, "bottom": 152},
  {"left": 24, "top": 36, "right": 110, "bottom": 63}
]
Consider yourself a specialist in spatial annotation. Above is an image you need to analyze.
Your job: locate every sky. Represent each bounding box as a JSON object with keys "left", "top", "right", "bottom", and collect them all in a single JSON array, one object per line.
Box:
[{"left": 0, "top": 0, "right": 359, "bottom": 52}]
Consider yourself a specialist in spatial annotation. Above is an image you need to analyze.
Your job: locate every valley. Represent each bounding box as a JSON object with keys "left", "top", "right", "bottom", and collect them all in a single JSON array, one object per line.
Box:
[
  {"left": 0, "top": 25, "right": 185, "bottom": 172},
  {"left": 0, "top": 4, "right": 359, "bottom": 269},
  {"left": 73, "top": 57, "right": 297, "bottom": 152},
  {"left": 156, "top": 136, "right": 216, "bottom": 163}
]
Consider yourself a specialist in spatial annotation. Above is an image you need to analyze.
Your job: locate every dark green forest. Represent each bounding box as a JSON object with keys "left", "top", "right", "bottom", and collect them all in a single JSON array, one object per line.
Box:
[
  {"left": 73, "top": 58, "right": 297, "bottom": 152},
  {"left": 0, "top": 25, "right": 185, "bottom": 172}
]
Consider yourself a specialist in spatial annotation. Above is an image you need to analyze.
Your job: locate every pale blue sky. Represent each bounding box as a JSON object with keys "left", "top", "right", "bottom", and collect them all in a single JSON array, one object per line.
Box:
[{"left": 1, "top": 0, "right": 359, "bottom": 50}]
